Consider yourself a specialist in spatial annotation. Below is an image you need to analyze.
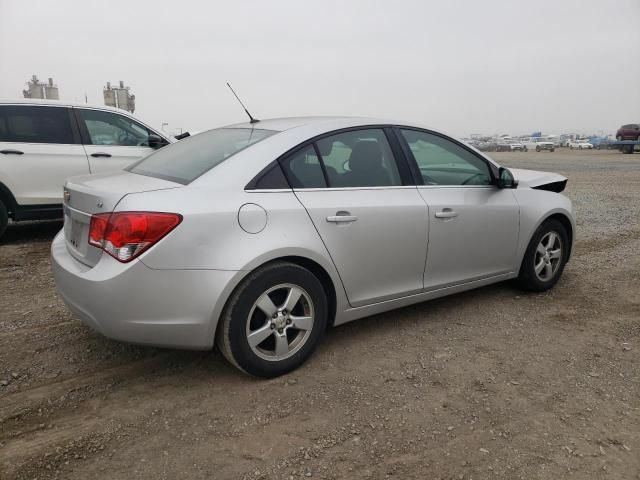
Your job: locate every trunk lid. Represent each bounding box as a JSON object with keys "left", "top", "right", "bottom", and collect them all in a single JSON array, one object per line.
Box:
[{"left": 63, "top": 171, "right": 181, "bottom": 266}]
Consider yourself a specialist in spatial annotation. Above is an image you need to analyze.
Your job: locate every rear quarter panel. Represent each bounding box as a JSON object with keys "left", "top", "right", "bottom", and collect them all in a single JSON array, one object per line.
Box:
[{"left": 114, "top": 186, "right": 349, "bottom": 330}]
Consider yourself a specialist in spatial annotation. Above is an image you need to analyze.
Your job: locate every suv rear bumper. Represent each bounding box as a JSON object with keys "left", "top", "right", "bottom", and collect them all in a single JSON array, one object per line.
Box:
[{"left": 51, "top": 230, "right": 237, "bottom": 350}]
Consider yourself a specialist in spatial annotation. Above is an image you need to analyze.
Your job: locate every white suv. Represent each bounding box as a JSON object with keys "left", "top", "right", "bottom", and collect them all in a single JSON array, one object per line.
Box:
[
  {"left": 523, "top": 137, "right": 555, "bottom": 152},
  {"left": 0, "top": 99, "right": 173, "bottom": 238}
]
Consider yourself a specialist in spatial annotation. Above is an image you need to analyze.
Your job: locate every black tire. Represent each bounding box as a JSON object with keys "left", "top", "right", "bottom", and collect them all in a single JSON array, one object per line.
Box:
[
  {"left": 535, "top": 146, "right": 541, "bottom": 152},
  {"left": 550, "top": 148, "right": 555, "bottom": 152},
  {"left": 517, "top": 218, "right": 569, "bottom": 292},
  {"left": 217, "top": 261, "right": 328, "bottom": 377},
  {"left": 0, "top": 199, "right": 8, "bottom": 240}
]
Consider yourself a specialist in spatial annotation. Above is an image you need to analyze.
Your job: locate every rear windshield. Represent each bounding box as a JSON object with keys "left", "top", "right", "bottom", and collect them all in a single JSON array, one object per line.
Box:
[{"left": 127, "top": 127, "right": 276, "bottom": 184}]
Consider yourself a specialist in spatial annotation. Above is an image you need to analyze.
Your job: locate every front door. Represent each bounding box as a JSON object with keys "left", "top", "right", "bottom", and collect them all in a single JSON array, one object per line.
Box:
[
  {"left": 75, "top": 108, "right": 161, "bottom": 173},
  {"left": 280, "top": 128, "right": 428, "bottom": 307},
  {"left": 397, "top": 128, "right": 520, "bottom": 289}
]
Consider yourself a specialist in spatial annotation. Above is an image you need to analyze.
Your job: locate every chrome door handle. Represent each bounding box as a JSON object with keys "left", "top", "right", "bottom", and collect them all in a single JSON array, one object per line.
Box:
[
  {"left": 326, "top": 212, "right": 358, "bottom": 223},
  {"left": 435, "top": 209, "right": 458, "bottom": 219}
]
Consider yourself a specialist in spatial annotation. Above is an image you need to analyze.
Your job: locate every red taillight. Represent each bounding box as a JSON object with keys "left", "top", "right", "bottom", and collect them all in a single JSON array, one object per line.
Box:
[{"left": 88, "top": 212, "right": 182, "bottom": 262}]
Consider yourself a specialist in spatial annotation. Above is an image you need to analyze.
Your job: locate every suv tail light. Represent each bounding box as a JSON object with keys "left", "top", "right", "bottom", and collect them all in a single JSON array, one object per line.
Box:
[{"left": 89, "top": 212, "right": 182, "bottom": 262}]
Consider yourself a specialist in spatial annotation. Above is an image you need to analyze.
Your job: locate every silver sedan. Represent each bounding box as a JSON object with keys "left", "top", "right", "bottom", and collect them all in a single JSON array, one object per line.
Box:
[{"left": 52, "top": 117, "right": 575, "bottom": 377}]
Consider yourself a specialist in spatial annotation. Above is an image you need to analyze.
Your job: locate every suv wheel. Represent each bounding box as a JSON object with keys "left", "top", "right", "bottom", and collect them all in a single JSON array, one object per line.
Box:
[
  {"left": 535, "top": 146, "right": 541, "bottom": 152},
  {"left": 0, "top": 199, "right": 8, "bottom": 240},
  {"left": 517, "top": 219, "right": 568, "bottom": 292},
  {"left": 217, "top": 261, "right": 328, "bottom": 377}
]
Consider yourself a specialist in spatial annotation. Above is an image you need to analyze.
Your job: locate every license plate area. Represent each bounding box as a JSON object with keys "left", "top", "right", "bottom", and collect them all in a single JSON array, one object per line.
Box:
[{"left": 63, "top": 204, "right": 92, "bottom": 258}]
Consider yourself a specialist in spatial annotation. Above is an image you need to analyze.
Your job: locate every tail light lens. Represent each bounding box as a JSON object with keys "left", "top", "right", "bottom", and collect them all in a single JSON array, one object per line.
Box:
[{"left": 88, "top": 212, "right": 182, "bottom": 262}]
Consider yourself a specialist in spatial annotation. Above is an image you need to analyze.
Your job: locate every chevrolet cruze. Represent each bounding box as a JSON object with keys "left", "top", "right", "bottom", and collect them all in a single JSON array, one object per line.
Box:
[{"left": 52, "top": 117, "right": 575, "bottom": 377}]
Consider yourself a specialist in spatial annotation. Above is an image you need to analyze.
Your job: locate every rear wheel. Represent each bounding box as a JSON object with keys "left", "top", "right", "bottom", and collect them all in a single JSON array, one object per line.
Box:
[
  {"left": 217, "top": 261, "right": 328, "bottom": 377},
  {"left": 517, "top": 219, "right": 568, "bottom": 292},
  {"left": 535, "top": 146, "right": 541, "bottom": 152},
  {"left": 0, "top": 199, "right": 8, "bottom": 240}
]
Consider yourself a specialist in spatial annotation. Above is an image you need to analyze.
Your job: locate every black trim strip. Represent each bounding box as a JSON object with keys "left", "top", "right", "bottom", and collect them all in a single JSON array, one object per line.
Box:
[{"left": 312, "top": 142, "right": 331, "bottom": 187}]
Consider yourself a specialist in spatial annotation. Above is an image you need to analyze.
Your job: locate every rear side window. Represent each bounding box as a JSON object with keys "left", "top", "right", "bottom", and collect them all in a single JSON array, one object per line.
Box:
[
  {"left": 128, "top": 128, "right": 276, "bottom": 184},
  {"left": 280, "top": 145, "right": 326, "bottom": 188},
  {"left": 0, "top": 105, "right": 74, "bottom": 144},
  {"left": 316, "top": 129, "right": 402, "bottom": 188}
]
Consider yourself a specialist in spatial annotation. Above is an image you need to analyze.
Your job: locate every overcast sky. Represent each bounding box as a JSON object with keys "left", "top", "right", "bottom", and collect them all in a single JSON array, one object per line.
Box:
[{"left": 1, "top": 0, "right": 638, "bottom": 137}]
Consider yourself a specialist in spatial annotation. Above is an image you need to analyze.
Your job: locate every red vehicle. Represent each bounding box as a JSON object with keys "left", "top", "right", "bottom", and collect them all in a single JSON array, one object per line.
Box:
[{"left": 616, "top": 124, "right": 640, "bottom": 141}]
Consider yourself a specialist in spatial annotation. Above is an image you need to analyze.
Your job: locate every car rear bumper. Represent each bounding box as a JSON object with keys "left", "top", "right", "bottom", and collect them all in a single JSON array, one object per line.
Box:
[{"left": 51, "top": 230, "right": 237, "bottom": 349}]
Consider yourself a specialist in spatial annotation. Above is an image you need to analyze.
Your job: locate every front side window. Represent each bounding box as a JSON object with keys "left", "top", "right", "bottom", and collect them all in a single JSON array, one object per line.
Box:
[
  {"left": 79, "top": 109, "right": 158, "bottom": 147},
  {"left": 400, "top": 129, "right": 492, "bottom": 186},
  {"left": 316, "top": 129, "right": 402, "bottom": 188},
  {"left": 0, "top": 105, "right": 74, "bottom": 144},
  {"left": 128, "top": 127, "right": 276, "bottom": 184}
]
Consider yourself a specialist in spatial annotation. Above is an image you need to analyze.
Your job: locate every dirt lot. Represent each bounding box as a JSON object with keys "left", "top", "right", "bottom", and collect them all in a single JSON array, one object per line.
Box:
[{"left": 0, "top": 149, "right": 638, "bottom": 479}]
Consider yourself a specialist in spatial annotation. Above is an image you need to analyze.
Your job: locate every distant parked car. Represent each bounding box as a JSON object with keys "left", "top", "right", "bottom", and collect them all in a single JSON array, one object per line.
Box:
[
  {"left": 616, "top": 124, "right": 640, "bottom": 141},
  {"left": 477, "top": 141, "right": 497, "bottom": 152},
  {"left": 496, "top": 140, "right": 524, "bottom": 152},
  {"left": 523, "top": 138, "right": 555, "bottom": 152},
  {"left": 568, "top": 140, "right": 593, "bottom": 150},
  {"left": 0, "top": 99, "right": 173, "bottom": 238}
]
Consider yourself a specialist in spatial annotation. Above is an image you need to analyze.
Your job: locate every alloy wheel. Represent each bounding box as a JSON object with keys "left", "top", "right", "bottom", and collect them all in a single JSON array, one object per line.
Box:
[
  {"left": 534, "top": 231, "right": 563, "bottom": 281},
  {"left": 246, "top": 283, "right": 315, "bottom": 361}
]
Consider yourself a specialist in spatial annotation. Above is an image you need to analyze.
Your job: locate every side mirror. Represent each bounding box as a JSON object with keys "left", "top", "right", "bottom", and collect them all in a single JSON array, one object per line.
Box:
[
  {"left": 148, "top": 134, "right": 165, "bottom": 149},
  {"left": 497, "top": 167, "right": 518, "bottom": 189}
]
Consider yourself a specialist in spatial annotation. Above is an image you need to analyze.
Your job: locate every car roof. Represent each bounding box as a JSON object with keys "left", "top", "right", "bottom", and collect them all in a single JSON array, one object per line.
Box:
[
  {"left": 0, "top": 97, "right": 131, "bottom": 115},
  {"left": 223, "top": 116, "right": 407, "bottom": 132}
]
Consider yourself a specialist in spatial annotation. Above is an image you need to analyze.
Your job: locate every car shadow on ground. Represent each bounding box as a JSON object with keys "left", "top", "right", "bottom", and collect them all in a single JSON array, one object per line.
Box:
[{"left": 1, "top": 220, "right": 63, "bottom": 245}]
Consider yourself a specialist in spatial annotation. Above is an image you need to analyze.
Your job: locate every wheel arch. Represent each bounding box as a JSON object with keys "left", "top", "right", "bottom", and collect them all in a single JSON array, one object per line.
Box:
[
  {"left": 212, "top": 253, "right": 341, "bottom": 347},
  {"left": 545, "top": 212, "right": 574, "bottom": 261},
  {"left": 0, "top": 181, "right": 18, "bottom": 217},
  {"left": 278, "top": 255, "right": 337, "bottom": 329}
]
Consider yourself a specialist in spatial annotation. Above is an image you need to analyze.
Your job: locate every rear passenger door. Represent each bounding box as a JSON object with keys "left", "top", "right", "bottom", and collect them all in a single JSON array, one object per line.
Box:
[
  {"left": 0, "top": 105, "right": 88, "bottom": 206},
  {"left": 75, "top": 108, "right": 166, "bottom": 173},
  {"left": 281, "top": 128, "right": 428, "bottom": 308}
]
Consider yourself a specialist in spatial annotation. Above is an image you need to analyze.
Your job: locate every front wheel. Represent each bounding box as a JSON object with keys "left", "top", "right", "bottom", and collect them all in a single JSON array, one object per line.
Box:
[
  {"left": 536, "top": 146, "right": 541, "bottom": 152},
  {"left": 517, "top": 219, "right": 568, "bottom": 292},
  {"left": 217, "top": 261, "right": 328, "bottom": 377},
  {"left": 550, "top": 148, "right": 555, "bottom": 152}
]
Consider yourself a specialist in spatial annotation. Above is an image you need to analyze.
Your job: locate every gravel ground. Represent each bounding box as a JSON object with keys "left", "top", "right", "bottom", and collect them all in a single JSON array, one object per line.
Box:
[{"left": 0, "top": 149, "right": 638, "bottom": 479}]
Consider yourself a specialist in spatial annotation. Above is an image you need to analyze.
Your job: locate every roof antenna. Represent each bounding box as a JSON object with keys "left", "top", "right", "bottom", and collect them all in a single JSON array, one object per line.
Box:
[{"left": 226, "top": 82, "right": 259, "bottom": 124}]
